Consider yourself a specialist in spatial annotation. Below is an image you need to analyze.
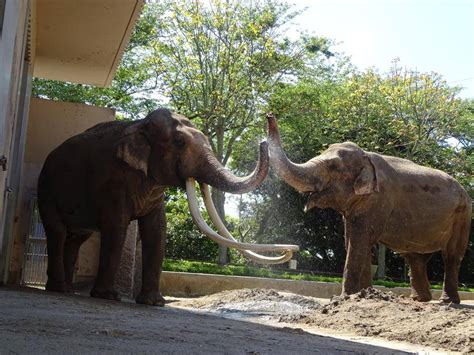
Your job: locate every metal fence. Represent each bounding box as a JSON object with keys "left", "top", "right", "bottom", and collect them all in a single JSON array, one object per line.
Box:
[{"left": 21, "top": 199, "right": 47, "bottom": 287}]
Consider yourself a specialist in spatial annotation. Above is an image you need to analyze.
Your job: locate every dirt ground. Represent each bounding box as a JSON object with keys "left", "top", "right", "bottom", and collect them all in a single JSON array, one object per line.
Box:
[
  {"left": 174, "top": 288, "right": 474, "bottom": 354},
  {"left": 0, "top": 286, "right": 473, "bottom": 354}
]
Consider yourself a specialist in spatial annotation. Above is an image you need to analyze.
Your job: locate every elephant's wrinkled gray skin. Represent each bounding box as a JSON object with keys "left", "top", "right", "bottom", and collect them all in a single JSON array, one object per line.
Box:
[
  {"left": 38, "top": 108, "right": 269, "bottom": 306},
  {"left": 267, "top": 113, "right": 471, "bottom": 304}
]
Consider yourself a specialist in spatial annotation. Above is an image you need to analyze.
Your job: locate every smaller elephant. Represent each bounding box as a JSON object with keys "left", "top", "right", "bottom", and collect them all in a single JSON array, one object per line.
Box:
[{"left": 267, "top": 113, "right": 471, "bottom": 303}]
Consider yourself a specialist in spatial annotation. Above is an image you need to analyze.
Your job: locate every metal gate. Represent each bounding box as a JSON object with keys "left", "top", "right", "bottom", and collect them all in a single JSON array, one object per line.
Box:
[{"left": 21, "top": 198, "right": 47, "bottom": 287}]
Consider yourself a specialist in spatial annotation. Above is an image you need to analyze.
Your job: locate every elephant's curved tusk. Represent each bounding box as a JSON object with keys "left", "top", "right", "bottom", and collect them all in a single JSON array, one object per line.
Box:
[
  {"left": 199, "top": 182, "right": 295, "bottom": 264},
  {"left": 186, "top": 178, "right": 300, "bottom": 254}
]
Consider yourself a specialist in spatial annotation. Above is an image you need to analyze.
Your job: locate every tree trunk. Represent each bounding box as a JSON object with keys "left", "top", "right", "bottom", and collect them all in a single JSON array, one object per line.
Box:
[
  {"left": 211, "top": 188, "right": 228, "bottom": 265},
  {"left": 376, "top": 244, "right": 386, "bottom": 279}
]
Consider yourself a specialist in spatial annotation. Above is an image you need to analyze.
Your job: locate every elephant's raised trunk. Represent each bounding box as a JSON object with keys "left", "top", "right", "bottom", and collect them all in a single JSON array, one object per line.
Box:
[
  {"left": 266, "top": 113, "right": 319, "bottom": 192},
  {"left": 197, "top": 141, "right": 269, "bottom": 194}
]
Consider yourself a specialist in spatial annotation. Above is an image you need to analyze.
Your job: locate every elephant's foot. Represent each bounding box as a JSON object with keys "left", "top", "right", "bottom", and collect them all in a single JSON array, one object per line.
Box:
[
  {"left": 45, "top": 279, "right": 67, "bottom": 293},
  {"left": 439, "top": 291, "right": 460, "bottom": 304},
  {"left": 90, "top": 287, "right": 121, "bottom": 301},
  {"left": 341, "top": 285, "right": 360, "bottom": 296},
  {"left": 410, "top": 290, "right": 432, "bottom": 302},
  {"left": 136, "top": 290, "right": 166, "bottom": 306}
]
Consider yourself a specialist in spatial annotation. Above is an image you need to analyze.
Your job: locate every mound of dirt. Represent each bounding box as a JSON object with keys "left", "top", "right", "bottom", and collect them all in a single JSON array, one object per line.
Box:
[
  {"left": 300, "top": 287, "right": 474, "bottom": 353},
  {"left": 175, "top": 288, "right": 474, "bottom": 353}
]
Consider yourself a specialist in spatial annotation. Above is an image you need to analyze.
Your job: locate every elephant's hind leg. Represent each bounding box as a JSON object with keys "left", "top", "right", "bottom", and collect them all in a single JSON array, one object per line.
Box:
[
  {"left": 440, "top": 250, "right": 462, "bottom": 304},
  {"left": 440, "top": 214, "right": 469, "bottom": 304},
  {"left": 403, "top": 253, "right": 433, "bottom": 302},
  {"left": 64, "top": 231, "right": 92, "bottom": 293},
  {"left": 41, "top": 208, "right": 67, "bottom": 293}
]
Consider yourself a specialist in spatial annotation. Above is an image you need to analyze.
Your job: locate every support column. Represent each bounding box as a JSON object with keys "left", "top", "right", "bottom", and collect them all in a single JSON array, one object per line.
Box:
[
  {"left": 115, "top": 221, "right": 138, "bottom": 299},
  {"left": 377, "top": 244, "right": 386, "bottom": 280}
]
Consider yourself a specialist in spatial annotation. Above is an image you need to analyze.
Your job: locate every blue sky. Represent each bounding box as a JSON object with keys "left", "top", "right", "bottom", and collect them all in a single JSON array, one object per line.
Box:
[{"left": 289, "top": 0, "right": 474, "bottom": 98}]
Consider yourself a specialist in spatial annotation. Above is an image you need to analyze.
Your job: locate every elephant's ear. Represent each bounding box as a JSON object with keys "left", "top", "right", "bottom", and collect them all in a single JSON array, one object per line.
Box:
[
  {"left": 353, "top": 154, "right": 379, "bottom": 195},
  {"left": 116, "top": 124, "right": 151, "bottom": 176}
]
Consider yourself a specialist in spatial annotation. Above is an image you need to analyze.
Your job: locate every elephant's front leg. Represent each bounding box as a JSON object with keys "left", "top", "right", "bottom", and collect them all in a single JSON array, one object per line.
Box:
[
  {"left": 359, "top": 250, "right": 373, "bottom": 290},
  {"left": 342, "top": 217, "right": 374, "bottom": 295},
  {"left": 136, "top": 198, "right": 166, "bottom": 306},
  {"left": 91, "top": 220, "right": 129, "bottom": 301}
]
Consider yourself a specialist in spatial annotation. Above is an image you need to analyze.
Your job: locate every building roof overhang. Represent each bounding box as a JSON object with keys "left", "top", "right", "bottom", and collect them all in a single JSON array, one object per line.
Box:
[{"left": 32, "top": 0, "right": 143, "bottom": 87}]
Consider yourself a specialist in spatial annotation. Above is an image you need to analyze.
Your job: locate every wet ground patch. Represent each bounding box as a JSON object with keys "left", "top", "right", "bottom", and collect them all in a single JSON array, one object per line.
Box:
[{"left": 175, "top": 288, "right": 322, "bottom": 320}]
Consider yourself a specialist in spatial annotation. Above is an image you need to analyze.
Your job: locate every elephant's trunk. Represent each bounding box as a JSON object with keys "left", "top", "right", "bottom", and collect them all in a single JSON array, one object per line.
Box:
[
  {"left": 266, "top": 113, "right": 319, "bottom": 192},
  {"left": 196, "top": 141, "right": 269, "bottom": 194}
]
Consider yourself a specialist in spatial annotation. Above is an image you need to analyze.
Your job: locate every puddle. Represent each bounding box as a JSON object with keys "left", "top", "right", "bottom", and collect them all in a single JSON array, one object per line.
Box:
[
  {"left": 209, "top": 299, "right": 317, "bottom": 320},
  {"left": 174, "top": 288, "right": 322, "bottom": 321}
]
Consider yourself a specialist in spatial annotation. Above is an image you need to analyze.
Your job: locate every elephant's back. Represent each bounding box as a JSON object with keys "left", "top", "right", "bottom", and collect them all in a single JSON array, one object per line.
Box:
[
  {"left": 41, "top": 120, "right": 132, "bottom": 170},
  {"left": 379, "top": 154, "right": 465, "bottom": 196},
  {"left": 64, "top": 119, "right": 132, "bottom": 148},
  {"left": 38, "top": 120, "right": 134, "bottom": 226}
]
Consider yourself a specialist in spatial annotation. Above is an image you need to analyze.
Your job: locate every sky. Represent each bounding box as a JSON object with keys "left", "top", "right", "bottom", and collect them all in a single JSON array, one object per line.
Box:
[{"left": 288, "top": 0, "right": 474, "bottom": 98}]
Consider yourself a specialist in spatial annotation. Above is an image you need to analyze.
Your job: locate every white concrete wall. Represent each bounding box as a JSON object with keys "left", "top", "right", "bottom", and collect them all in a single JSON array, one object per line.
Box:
[
  {"left": 0, "top": 0, "right": 31, "bottom": 284},
  {"left": 9, "top": 98, "right": 115, "bottom": 284}
]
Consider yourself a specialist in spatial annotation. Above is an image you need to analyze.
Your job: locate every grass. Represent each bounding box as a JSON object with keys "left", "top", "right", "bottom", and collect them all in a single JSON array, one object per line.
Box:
[{"left": 163, "top": 259, "right": 474, "bottom": 292}]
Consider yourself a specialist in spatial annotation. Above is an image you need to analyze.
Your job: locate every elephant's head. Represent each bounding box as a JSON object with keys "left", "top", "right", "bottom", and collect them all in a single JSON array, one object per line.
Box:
[
  {"left": 266, "top": 113, "right": 379, "bottom": 213},
  {"left": 116, "top": 109, "right": 298, "bottom": 263},
  {"left": 116, "top": 108, "right": 268, "bottom": 193}
]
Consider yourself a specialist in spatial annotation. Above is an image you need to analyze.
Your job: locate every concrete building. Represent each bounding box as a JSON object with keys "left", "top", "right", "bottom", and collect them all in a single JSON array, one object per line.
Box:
[{"left": 0, "top": 0, "right": 144, "bottom": 288}]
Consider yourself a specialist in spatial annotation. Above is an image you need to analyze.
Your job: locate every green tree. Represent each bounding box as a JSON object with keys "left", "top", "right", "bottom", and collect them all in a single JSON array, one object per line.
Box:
[{"left": 147, "top": 0, "right": 310, "bottom": 264}]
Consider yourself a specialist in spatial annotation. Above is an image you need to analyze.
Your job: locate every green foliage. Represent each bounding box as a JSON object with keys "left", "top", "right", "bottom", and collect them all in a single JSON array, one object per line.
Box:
[{"left": 163, "top": 258, "right": 343, "bottom": 282}]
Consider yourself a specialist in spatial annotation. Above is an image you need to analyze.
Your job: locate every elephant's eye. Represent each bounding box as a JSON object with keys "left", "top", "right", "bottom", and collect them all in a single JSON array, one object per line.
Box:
[
  {"left": 173, "top": 132, "right": 186, "bottom": 148},
  {"left": 174, "top": 135, "right": 186, "bottom": 148},
  {"left": 327, "top": 158, "right": 343, "bottom": 171},
  {"left": 328, "top": 163, "right": 339, "bottom": 172}
]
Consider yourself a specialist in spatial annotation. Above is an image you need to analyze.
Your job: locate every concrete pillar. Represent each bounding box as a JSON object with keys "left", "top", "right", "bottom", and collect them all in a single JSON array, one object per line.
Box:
[
  {"left": 115, "top": 221, "right": 138, "bottom": 299},
  {"left": 133, "top": 239, "right": 142, "bottom": 298},
  {"left": 377, "top": 244, "right": 386, "bottom": 279}
]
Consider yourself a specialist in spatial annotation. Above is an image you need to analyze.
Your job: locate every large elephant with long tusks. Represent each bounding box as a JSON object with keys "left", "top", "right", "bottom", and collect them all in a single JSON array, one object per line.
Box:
[
  {"left": 38, "top": 108, "right": 298, "bottom": 306},
  {"left": 266, "top": 113, "right": 471, "bottom": 304}
]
